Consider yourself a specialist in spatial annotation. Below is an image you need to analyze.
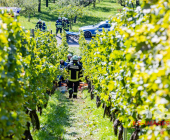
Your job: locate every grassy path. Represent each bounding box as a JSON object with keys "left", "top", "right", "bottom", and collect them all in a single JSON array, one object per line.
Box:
[{"left": 32, "top": 90, "right": 118, "bottom": 140}]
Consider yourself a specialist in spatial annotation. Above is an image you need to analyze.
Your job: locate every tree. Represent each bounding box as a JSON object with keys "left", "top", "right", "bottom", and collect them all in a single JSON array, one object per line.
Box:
[
  {"left": 81, "top": 0, "right": 94, "bottom": 7},
  {"left": 0, "top": 0, "right": 9, "bottom": 6},
  {"left": 46, "top": 0, "right": 48, "bottom": 7},
  {"left": 118, "top": 0, "right": 125, "bottom": 7},
  {"left": 53, "top": 0, "right": 90, "bottom": 29},
  {"left": 38, "top": 0, "right": 41, "bottom": 12},
  {"left": 93, "top": 0, "right": 96, "bottom": 8},
  {"left": 136, "top": 0, "right": 140, "bottom": 6},
  {"left": 54, "top": 4, "right": 84, "bottom": 29},
  {"left": 21, "top": 0, "right": 38, "bottom": 21},
  {"left": 56, "top": 0, "right": 95, "bottom": 7}
]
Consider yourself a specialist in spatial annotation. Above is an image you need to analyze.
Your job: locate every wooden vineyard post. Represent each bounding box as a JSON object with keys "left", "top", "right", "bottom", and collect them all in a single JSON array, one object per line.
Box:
[
  {"left": 123, "top": 128, "right": 127, "bottom": 140},
  {"left": 51, "top": 29, "right": 52, "bottom": 34},
  {"left": 31, "top": 29, "right": 35, "bottom": 38}
]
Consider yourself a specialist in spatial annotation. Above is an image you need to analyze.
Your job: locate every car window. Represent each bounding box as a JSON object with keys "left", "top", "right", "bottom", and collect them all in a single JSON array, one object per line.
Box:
[
  {"left": 94, "top": 23, "right": 100, "bottom": 27},
  {"left": 99, "top": 24, "right": 107, "bottom": 28},
  {"left": 99, "top": 24, "right": 111, "bottom": 28}
]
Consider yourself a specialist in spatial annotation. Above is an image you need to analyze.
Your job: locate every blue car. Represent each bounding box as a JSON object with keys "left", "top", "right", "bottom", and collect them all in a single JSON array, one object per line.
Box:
[{"left": 79, "top": 20, "right": 111, "bottom": 38}]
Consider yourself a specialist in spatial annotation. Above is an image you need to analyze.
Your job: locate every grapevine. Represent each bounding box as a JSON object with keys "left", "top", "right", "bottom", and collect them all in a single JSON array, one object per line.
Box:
[
  {"left": 0, "top": 11, "right": 68, "bottom": 139},
  {"left": 79, "top": 0, "right": 170, "bottom": 139}
]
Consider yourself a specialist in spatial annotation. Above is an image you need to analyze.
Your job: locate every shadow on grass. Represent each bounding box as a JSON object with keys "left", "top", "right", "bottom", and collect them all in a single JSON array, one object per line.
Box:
[
  {"left": 35, "top": 11, "right": 57, "bottom": 22},
  {"left": 110, "top": 0, "right": 117, "bottom": 3},
  {"left": 33, "top": 91, "right": 76, "bottom": 140},
  {"left": 79, "top": 15, "right": 104, "bottom": 24},
  {"left": 91, "top": 7, "right": 114, "bottom": 12},
  {"left": 71, "top": 15, "right": 105, "bottom": 31},
  {"left": 103, "top": 0, "right": 117, "bottom": 3},
  {"left": 21, "top": 7, "right": 58, "bottom": 22},
  {"left": 70, "top": 15, "right": 104, "bottom": 32}
]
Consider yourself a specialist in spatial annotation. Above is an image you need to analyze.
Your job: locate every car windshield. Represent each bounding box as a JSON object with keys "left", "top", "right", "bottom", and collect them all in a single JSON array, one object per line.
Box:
[{"left": 93, "top": 23, "right": 101, "bottom": 27}]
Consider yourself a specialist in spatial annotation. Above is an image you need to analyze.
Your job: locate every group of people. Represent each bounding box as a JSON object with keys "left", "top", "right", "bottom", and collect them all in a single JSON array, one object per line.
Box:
[
  {"left": 59, "top": 54, "right": 83, "bottom": 99},
  {"left": 56, "top": 17, "right": 70, "bottom": 35},
  {"left": 35, "top": 17, "right": 70, "bottom": 35},
  {"left": 35, "top": 19, "right": 47, "bottom": 31}
]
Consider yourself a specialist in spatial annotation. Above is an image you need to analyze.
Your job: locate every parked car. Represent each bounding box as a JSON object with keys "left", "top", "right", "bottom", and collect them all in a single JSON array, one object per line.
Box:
[
  {"left": 0, "top": 7, "right": 21, "bottom": 17},
  {"left": 79, "top": 20, "right": 111, "bottom": 38}
]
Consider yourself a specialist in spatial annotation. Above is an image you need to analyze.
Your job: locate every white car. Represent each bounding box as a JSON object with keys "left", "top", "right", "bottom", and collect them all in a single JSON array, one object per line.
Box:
[{"left": 79, "top": 20, "right": 111, "bottom": 38}]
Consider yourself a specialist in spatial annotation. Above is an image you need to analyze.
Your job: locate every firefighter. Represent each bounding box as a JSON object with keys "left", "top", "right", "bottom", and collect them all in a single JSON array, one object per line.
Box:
[
  {"left": 78, "top": 56, "right": 82, "bottom": 66},
  {"left": 56, "top": 17, "right": 62, "bottom": 35},
  {"left": 60, "top": 59, "right": 68, "bottom": 69},
  {"left": 57, "top": 60, "right": 67, "bottom": 87},
  {"left": 78, "top": 56, "right": 83, "bottom": 84},
  {"left": 70, "top": 57, "right": 73, "bottom": 63},
  {"left": 64, "top": 18, "right": 70, "bottom": 31},
  {"left": 66, "top": 54, "right": 72, "bottom": 64},
  {"left": 42, "top": 21, "right": 47, "bottom": 32},
  {"left": 67, "top": 55, "right": 83, "bottom": 98},
  {"left": 35, "top": 19, "right": 42, "bottom": 30},
  {"left": 62, "top": 17, "right": 66, "bottom": 30}
]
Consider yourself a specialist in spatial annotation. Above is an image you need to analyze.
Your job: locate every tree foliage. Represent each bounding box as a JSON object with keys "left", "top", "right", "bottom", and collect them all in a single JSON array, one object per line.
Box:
[
  {"left": 53, "top": 2, "right": 86, "bottom": 29},
  {"left": 20, "top": 0, "right": 38, "bottom": 21},
  {"left": 56, "top": 0, "right": 96, "bottom": 7},
  {"left": 0, "top": 0, "right": 23, "bottom": 7}
]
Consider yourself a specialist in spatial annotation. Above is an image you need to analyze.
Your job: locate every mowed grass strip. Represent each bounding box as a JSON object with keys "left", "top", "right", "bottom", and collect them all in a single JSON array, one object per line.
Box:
[
  {"left": 77, "top": 90, "right": 134, "bottom": 140},
  {"left": 32, "top": 91, "right": 73, "bottom": 140},
  {"left": 32, "top": 90, "right": 118, "bottom": 140},
  {"left": 32, "top": 89, "right": 133, "bottom": 140},
  {"left": 75, "top": 90, "right": 117, "bottom": 140}
]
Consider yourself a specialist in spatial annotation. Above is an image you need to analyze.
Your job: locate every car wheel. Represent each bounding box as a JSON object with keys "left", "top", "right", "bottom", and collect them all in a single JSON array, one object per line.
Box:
[{"left": 84, "top": 31, "right": 91, "bottom": 38}]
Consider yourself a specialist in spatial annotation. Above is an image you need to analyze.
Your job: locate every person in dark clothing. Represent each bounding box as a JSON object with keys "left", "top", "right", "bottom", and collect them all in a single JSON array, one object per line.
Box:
[
  {"left": 42, "top": 21, "right": 47, "bottom": 32},
  {"left": 78, "top": 56, "right": 82, "bottom": 66},
  {"left": 64, "top": 18, "right": 70, "bottom": 31},
  {"left": 78, "top": 56, "right": 83, "bottom": 84},
  {"left": 66, "top": 55, "right": 83, "bottom": 98},
  {"left": 35, "top": 19, "right": 42, "bottom": 30},
  {"left": 56, "top": 17, "right": 62, "bottom": 35},
  {"left": 58, "top": 60, "right": 68, "bottom": 87},
  {"left": 60, "top": 59, "right": 68, "bottom": 68},
  {"left": 66, "top": 54, "right": 72, "bottom": 64}
]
